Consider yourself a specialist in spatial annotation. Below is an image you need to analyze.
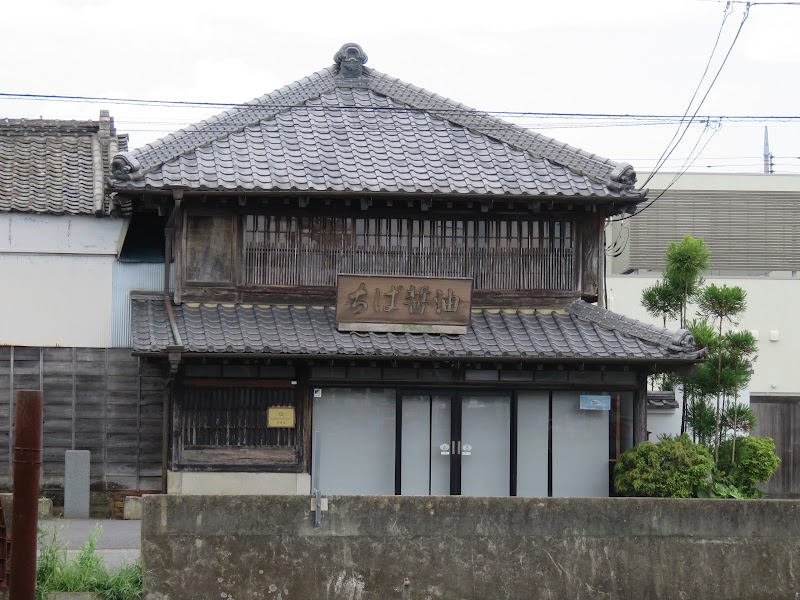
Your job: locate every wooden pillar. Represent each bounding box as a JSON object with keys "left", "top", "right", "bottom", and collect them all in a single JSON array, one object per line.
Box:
[
  {"left": 161, "top": 384, "right": 171, "bottom": 494},
  {"left": 633, "top": 372, "right": 648, "bottom": 444}
]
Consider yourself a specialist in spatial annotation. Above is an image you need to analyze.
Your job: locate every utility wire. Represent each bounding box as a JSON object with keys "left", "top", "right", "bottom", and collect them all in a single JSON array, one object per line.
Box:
[
  {"left": 612, "top": 122, "right": 722, "bottom": 224},
  {"left": 642, "top": 2, "right": 733, "bottom": 188},
  {"left": 3, "top": 95, "right": 798, "bottom": 122},
  {"left": 626, "top": 2, "right": 751, "bottom": 219}
]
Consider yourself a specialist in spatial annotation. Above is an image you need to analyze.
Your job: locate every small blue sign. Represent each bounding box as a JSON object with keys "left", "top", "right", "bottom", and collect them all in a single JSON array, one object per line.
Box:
[{"left": 580, "top": 394, "right": 611, "bottom": 411}]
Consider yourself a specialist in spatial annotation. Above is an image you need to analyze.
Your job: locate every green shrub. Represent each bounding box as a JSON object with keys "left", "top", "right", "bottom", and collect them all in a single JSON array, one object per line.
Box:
[
  {"left": 696, "top": 481, "right": 746, "bottom": 499},
  {"left": 614, "top": 434, "right": 714, "bottom": 498},
  {"left": 717, "top": 436, "right": 780, "bottom": 498},
  {"left": 36, "top": 525, "right": 142, "bottom": 600}
]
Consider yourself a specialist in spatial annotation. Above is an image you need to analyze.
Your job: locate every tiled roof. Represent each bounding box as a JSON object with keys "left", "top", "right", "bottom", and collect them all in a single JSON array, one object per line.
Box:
[
  {"left": 647, "top": 391, "right": 679, "bottom": 410},
  {"left": 0, "top": 113, "right": 128, "bottom": 215},
  {"left": 109, "top": 44, "right": 643, "bottom": 199},
  {"left": 131, "top": 297, "right": 704, "bottom": 362}
]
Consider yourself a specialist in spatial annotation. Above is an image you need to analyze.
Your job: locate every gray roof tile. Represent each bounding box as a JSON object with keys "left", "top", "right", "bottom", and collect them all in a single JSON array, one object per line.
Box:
[
  {"left": 1, "top": 115, "right": 128, "bottom": 215},
  {"left": 647, "top": 391, "right": 679, "bottom": 410},
  {"left": 110, "top": 45, "right": 642, "bottom": 199},
  {"left": 131, "top": 297, "right": 705, "bottom": 362}
]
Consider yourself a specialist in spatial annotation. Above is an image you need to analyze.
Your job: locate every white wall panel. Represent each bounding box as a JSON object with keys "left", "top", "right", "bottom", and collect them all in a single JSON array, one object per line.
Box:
[
  {"left": 551, "top": 391, "right": 609, "bottom": 498},
  {"left": 0, "top": 214, "right": 126, "bottom": 254},
  {"left": 608, "top": 275, "right": 800, "bottom": 396},
  {"left": 0, "top": 254, "right": 114, "bottom": 347}
]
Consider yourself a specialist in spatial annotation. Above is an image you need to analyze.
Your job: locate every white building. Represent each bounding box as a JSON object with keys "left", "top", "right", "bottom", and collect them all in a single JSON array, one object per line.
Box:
[
  {"left": 0, "top": 113, "right": 165, "bottom": 493},
  {"left": 607, "top": 172, "right": 800, "bottom": 496}
]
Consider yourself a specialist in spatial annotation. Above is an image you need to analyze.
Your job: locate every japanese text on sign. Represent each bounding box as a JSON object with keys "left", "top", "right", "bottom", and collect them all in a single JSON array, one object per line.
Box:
[
  {"left": 347, "top": 282, "right": 462, "bottom": 316},
  {"left": 336, "top": 275, "right": 472, "bottom": 328}
]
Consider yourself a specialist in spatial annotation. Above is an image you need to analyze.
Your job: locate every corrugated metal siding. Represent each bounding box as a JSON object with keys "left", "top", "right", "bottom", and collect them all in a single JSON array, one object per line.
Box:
[
  {"left": 0, "top": 253, "right": 114, "bottom": 346},
  {"left": 112, "top": 262, "right": 169, "bottom": 347},
  {"left": 628, "top": 190, "right": 800, "bottom": 271}
]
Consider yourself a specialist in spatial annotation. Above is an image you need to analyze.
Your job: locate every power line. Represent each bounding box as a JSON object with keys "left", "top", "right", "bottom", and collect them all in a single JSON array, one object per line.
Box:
[
  {"left": 642, "top": 2, "right": 751, "bottom": 188},
  {"left": 642, "top": 2, "right": 734, "bottom": 188},
  {"left": 612, "top": 120, "right": 723, "bottom": 224},
  {"left": 617, "top": 1, "right": 751, "bottom": 226},
  {"left": 2, "top": 93, "right": 799, "bottom": 122}
]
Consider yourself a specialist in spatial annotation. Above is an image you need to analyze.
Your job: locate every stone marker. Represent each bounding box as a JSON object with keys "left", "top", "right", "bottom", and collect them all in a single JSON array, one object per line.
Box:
[
  {"left": 123, "top": 496, "right": 142, "bottom": 520},
  {"left": 64, "top": 450, "right": 90, "bottom": 518},
  {"left": 0, "top": 494, "right": 53, "bottom": 523}
]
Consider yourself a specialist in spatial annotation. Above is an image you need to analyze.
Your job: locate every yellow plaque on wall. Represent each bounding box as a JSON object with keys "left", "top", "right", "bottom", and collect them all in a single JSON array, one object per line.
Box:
[{"left": 268, "top": 407, "right": 296, "bottom": 428}]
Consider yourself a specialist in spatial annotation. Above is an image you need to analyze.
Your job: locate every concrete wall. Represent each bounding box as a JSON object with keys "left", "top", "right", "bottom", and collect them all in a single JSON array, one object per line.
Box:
[
  {"left": 646, "top": 409, "right": 680, "bottom": 440},
  {"left": 607, "top": 274, "right": 800, "bottom": 396},
  {"left": 142, "top": 495, "right": 800, "bottom": 600}
]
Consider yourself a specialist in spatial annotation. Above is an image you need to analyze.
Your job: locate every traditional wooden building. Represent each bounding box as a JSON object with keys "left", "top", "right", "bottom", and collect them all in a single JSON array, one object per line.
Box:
[{"left": 109, "top": 44, "right": 704, "bottom": 497}]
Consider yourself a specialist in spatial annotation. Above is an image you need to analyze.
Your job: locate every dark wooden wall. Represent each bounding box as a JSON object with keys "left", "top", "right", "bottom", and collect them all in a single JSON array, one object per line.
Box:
[
  {"left": 752, "top": 395, "right": 799, "bottom": 497},
  {"left": 0, "top": 347, "right": 166, "bottom": 492}
]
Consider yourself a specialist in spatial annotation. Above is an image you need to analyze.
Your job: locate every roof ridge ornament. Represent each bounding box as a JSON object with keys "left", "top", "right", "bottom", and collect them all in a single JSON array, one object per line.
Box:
[
  {"left": 110, "top": 151, "right": 142, "bottom": 180},
  {"left": 334, "top": 43, "right": 368, "bottom": 80}
]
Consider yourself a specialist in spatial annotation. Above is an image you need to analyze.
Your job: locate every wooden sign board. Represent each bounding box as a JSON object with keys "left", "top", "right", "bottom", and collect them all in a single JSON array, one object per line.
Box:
[
  {"left": 268, "top": 407, "right": 296, "bottom": 428},
  {"left": 336, "top": 274, "right": 472, "bottom": 334}
]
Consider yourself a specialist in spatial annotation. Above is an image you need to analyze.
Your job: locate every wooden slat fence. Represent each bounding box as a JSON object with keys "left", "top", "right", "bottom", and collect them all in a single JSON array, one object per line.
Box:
[
  {"left": 752, "top": 396, "right": 800, "bottom": 497},
  {"left": 0, "top": 347, "right": 166, "bottom": 492}
]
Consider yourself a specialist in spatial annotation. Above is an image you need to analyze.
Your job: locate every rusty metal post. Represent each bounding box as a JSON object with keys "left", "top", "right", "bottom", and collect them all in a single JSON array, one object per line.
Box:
[{"left": 9, "top": 390, "right": 43, "bottom": 600}]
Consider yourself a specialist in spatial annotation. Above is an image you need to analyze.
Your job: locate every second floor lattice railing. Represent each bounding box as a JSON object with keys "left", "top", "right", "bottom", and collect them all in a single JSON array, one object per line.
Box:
[{"left": 243, "top": 245, "right": 573, "bottom": 290}]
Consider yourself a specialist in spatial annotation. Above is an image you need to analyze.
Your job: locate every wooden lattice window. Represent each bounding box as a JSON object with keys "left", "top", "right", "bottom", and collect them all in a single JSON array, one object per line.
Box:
[
  {"left": 177, "top": 381, "right": 301, "bottom": 469},
  {"left": 242, "top": 215, "right": 573, "bottom": 289}
]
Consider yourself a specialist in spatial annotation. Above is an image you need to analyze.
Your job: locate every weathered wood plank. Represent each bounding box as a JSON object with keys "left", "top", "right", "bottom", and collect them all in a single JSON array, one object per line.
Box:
[
  {"left": 12, "top": 347, "right": 40, "bottom": 361},
  {"left": 75, "top": 349, "right": 106, "bottom": 362},
  {"left": 107, "top": 376, "right": 139, "bottom": 391},
  {"left": 43, "top": 347, "right": 75, "bottom": 361}
]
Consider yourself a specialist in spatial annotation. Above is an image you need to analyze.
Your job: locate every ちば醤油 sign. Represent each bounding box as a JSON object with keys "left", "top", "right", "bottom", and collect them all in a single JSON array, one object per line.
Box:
[{"left": 336, "top": 274, "right": 472, "bottom": 334}]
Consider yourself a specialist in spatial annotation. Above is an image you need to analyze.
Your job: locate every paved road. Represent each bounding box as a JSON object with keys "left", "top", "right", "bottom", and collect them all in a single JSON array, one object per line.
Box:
[{"left": 39, "top": 518, "right": 141, "bottom": 570}]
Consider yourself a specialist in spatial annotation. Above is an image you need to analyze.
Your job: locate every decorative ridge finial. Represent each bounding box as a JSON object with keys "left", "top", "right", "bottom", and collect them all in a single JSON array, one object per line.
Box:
[
  {"left": 334, "top": 43, "right": 368, "bottom": 79},
  {"left": 110, "top": 151, "right": 142, "bottom": 180}
]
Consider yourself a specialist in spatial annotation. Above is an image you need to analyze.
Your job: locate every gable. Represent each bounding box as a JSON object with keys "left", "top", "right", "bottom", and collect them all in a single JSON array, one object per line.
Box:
[{"left": 109, "top": 44, "right": 643, "bottom": 200}]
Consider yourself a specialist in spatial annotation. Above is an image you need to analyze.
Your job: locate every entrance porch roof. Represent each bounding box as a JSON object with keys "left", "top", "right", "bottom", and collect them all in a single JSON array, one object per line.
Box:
[{"left": 131, "top": 297, "right": 705, "bottom": 363}]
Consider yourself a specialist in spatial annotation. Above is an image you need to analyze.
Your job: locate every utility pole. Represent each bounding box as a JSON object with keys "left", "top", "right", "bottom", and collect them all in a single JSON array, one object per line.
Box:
[
  {"left": 9, "top": 391, "right": 43, "bottom": 600},
  {"left": 763, "top": 126, "right": 774, "bottom": 174}
]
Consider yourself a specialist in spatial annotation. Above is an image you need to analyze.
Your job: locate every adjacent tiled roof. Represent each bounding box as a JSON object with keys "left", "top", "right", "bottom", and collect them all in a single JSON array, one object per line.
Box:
[
  {"left": 0, "top": 113, "right": 128, "bottom": 215},
  {"left": 647, "top": 391, "right": 679, "bottom": 410},
  {"left": 131, "top": 297, "right": 704, "bottom": 362},
  {"left": 109, "top": 44, "right": 643, "bottom": 199}
]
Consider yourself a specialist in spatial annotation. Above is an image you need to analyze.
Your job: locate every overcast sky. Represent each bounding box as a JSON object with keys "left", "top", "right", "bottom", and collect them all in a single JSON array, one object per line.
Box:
[{"left": 3, "top": 0, "right": 799, "bottom": 178}]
